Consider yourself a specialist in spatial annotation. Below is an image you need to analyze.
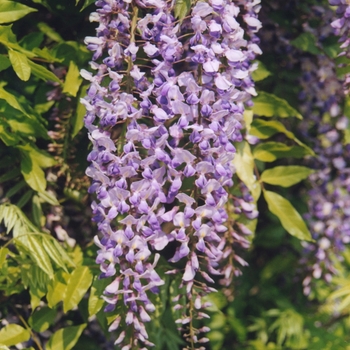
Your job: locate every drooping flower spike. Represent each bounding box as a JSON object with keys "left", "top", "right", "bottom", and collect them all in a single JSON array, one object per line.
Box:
[{"left": 83, "top": 0, "right": 261, "bottom": 347}]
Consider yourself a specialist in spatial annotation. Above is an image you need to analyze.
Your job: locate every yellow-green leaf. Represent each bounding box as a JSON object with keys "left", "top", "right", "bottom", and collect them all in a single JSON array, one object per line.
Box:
[
  {"left": 16, "top": 235, "right": 54, "bottom": 277},
  {"left": 63, "top": 266, "right": 93, "bottom": 313},
  {"left": 290, "top": 32, "right": 321, "bottom": 55},
  {"left": 47, "top": 271, "right": 70, "bottom": 309},
  {"left": 252, "top": 60, "right": 272, "bottom": 82},
  {"left": 174, "top": 0, "right": 191, "bottom": 21},
  {"left": 20, "top": 151, "right": 46, "bottom": 193},
  {"left": 46, "top": 324, "right": 86, "bottom": 350},
  {"left": 71, "top": 85, "right": 87, "bottom": 138},
  {"left": 88, "top": 277, "right": 109, "bottom": 317},
  {"left": 29, "top": 307, "right": 57, "bottom": 332},
  {"left": 233, "top": 141, "right": 261, "bottom": 202},
  {"left": 253, "top": 142, "right": 311, "bottom": 162},
  {"left": 260, "top": 166, "right": 314, "bottom": 187},
  {"left": 28, "top": 60, "right": 61, "bottom": 84},
  {"left": 263, "top": 190, "right": 312, "bottom": 241},
  {"left": 0, "top": 2, "right": 37, "bottom": 24},
  {"left": 63, "top": 61, "right": 82, "bottom": 97},
  {"left": 41, "top": 237, "right": 68, "bottom": 272},
  {"left": 252, "top": 92, "right": 303, "bottom": 119},
  {"left": 0, "top": 324, "right": 30, "bottom": 346},
  {"left": 8, "top": 50, "right": 30, "bottom": 81}
]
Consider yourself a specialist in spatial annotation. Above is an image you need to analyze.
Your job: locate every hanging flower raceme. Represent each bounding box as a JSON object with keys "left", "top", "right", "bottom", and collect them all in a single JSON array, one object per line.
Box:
[
  {"left": 82, "top": 0, "right": 261, "bottom": 348},
  {"left": 329, "top": 0, "right": 350, "bottom": 92}
]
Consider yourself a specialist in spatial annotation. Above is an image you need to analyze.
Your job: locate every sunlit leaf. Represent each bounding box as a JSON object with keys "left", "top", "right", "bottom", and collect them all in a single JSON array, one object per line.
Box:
[
  {"left": 0, "top": 54, "right": 11, "bottom": 72},
  {"left": 263, "top": 190, "right": 312, "bottom": 241},
  {"left": 88, "top": 277, "right": 109, "bottom": 317},
  {"left": 8, "top": 50, "right": 31, "bottom": 81},
  {"left": 63, "top": 61, "right": 82, "bottom": 97},
  {"left": 0, "top": 324, "right": 30, "bottom": 346},
  {"left": 47, "top": 271, "right": 70, "bottom": 309},
  {"left": 37, "top": 22, "right": 63, "bottom": 42},
  {"left": 29, "top": 307, "right": 57, "bottom": 332},
  {"left": 16, "top": 235, "right": 54, "bottom": 277},
  {"left": 27, "top": 60, "right": 61, "bottom": 84},
  {"left": 20, "top": 151, "right": 46, "bottom": 193},
  {"left": 63, "top": 266, "right": 93, "bottom": 313},
  {"left": 41, "top": 237, "right": 68, "bottom": 271},
  {"left": 253, "top": 142, "right": 312, "bottom": 162},
  {"left": 71, "top": 84, "right": 87, "bottom": 138},
  {"left": 291, "top": 32, "right": 321, "bottom": 55},
  {"left": 252, "top": 92, "right": 303, "bottom": 119},
  {"left": 0, "top": 2, "right": 37, "bottom": 24},
  {"left": 260, "top": 166, "right": 314, "bottom": 187},
  {"left": 233, "top": 141, "right": 261, "bottom": 202},
  {"left": 252, "top": 61, "right": 272, "bottom": 81},
  {"left": 46, "top": 324, "right": 86, "bottom": 350},
  {"left": 174, "top": 0, "right": 191, "bottom": 21}
]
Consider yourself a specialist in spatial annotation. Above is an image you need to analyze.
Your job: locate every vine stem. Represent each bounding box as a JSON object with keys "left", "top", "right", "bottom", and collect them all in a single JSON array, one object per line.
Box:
[{"left": 11, "top": 306, "right": 44, "bottom": 350}]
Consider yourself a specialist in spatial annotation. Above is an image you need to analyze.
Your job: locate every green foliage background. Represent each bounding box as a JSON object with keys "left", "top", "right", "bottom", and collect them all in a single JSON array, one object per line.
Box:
[{"left": 0, "top": 0, "right": 350, "bottom": 349}]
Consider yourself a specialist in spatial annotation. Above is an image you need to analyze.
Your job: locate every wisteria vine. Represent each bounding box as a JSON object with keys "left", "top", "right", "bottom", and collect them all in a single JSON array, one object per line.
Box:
[{"left": 82, "top": 0, "right": 261, "bottom": 348}]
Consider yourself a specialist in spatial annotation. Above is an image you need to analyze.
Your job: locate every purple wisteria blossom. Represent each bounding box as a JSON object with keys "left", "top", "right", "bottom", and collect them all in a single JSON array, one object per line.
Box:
[
  {"left": 83, "top": 0, "right": 261, "bottom": 347},
  {"left": 330, "top": 0, "right": 350, "bottom": 92}
]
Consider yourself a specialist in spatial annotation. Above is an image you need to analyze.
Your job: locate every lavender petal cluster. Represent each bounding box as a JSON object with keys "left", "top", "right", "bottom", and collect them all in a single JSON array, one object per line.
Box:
[
  {"left": 82, "top": 0, "right": 261, "bottom": 347},
  {"left": 273, "top": 3, "right": 350, "bottom": 294},
  {"left": 329, "top": 0, "right": 350, "bottom": 92}
]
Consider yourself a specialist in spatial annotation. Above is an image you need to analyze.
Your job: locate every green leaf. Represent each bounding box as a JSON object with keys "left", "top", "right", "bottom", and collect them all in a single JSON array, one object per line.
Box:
[
  {"left": 16, "top": 235, "right": 54, "bottom": 277},
  {"left": 41, "top": 236, "right": 69, "bottom": 271},
  {"left": 249, "top": 119, "right": 314, "bottom": 155},
  {"left": 0, "top": 84, "right": 28, "bottom": 116},
  {"left": 79, "top": 0, "right": 95, "bottom": 11},
  {"left": 63, "top": 61, "right": 82, "bottom": 97},
  {"left": 0, "top": 203, "right": 38, "bottom": 236},
  {"left": 32, "top": 194, "right": 44, "bottom": 228},
  {"left": 252, "top": 92, "right": 302, "bottom": 119},
  {"left": 37, "top": 190, "right": 59, "bottom": 205},
  {"left": 174, "top": 0, "right": 191, "bottom": 21},
  {"left": 71, "top": 84, "right": 87, "bottom": 138},
  {"left": 0, "top": 54, "right": 11, "bottom": 72},
  {"left": 253, "top": 142, "right": 311, "bottom": 162},
  {"left": 63, "top": 266, "right": 93, "bottom": 313},
  {"left": 232, "top": 141, "right": 261, "bottom": 202},
  {"left": 47, "top": 271, "right": 70, "bottom": 309},
  {"left": 32, "top": 47, "right": 63, "bottom": 63},
  {"left": 0, "top": 324, "right": 30, "bottom": 346},
  {"left": 37, "top": 22, "right": 63, "bottom": 43},
  {"left": 27, "top": 60, "right": 61, "bottom": 84},
  {"left": 252, "top": 61, "right": 272, "bottom": 82},
  {"left": 88, "top": 277, "right": 109, "bottom": 317},
  {"left": 8, "top": 50, "right": 31, "bottom": 81},
  {"left": 0, "top": 122, "right": 21, "bottom": 146},
  {"left": 0, "top": 2, "right": 37, "bottom": 24},
  {"left": 260, "top": 166, "right": 314, "bottom": 187},
  {"left": 17, "top": 144, "right": 56, "bottom": 168},
  {"left": 46, "top": 324, "right": 86, "bottom": 350},
  {"left": 20, "top": 150, "right": 46, "bottom": 193},
  {"left": 263, "top": 190, "right": 312, "bottom": 241},
  {"left": 5, "top": 180, "right": 26, "bottom": 198},
  {"left": 17, "top": 190, "right": 34, "bottom": 208},
  {"left": 29, "top": 307, "right": 57, "bottom": 332},
  {"left": 290, "top": 32, "right": 321, "bottom": 55},
  {"left": 19, "top": 32, "right": 44, "bottom": 50},
  {"left": 0, "top": 247, "right": 9, "bottom": 267}
]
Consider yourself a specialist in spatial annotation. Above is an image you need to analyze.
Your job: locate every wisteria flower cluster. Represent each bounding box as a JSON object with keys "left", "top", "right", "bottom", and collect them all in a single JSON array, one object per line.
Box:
[
  {"left": 267, "top": 2, "right": 350, "bottom": 294},
  {"left": 257, "top": 1, "right": 350, "bottom": 294},
  {"left": 330, "top": 0, "right": 350, "bottom": 92},
  {"left": 299, "top": 3, "right": 350, "bottom": 294},
  {"left": 82, "top": 0, "right": 261, "bottom": 348}
]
